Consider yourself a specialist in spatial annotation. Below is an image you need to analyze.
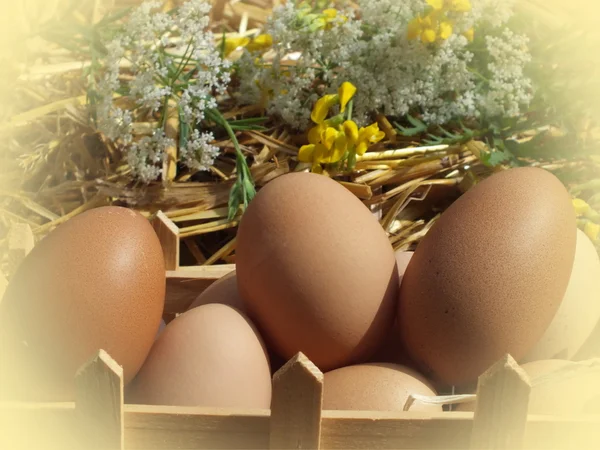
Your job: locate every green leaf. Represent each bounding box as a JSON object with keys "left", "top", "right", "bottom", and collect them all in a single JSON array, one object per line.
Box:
[
  {"left": 480, "top": 147, "right": 513, "bottom": 167},
  {"left": 395, "top": 115, "right": 428, "bottom": 137}
]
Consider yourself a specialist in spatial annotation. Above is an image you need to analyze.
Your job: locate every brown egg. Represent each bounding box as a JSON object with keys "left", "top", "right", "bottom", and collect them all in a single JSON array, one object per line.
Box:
[
  {"left": 323, "top": 363, "right": 441, "bottom": 412},
  {"left": 398, "top": 167, "right": 577, "bottom": 387},
  {"left": 0, "top": 207, "right": 165, "bottom": 400},
  {"left": 456, "top": 359, "right": 600, "bottom": 415},
  {"left": 523, "top": 229, "right": 600, "bottom": 362},
  {"left": 0, "top": 206, "right": 165, "bottom": 401},
  {"left": 188, "top": 270, "right": 244, "bottom": 312},
  {"left": 126, "top": 304, "right": 272, "bottom": 408},
  {"left": 236, "top": 172, "right": 398, "bottom": 372}
]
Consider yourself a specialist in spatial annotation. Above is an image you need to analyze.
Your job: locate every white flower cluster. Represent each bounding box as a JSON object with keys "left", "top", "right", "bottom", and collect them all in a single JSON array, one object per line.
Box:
[
  {"left": 96, "top": 0, "right": 229, "bottom": 182},
  {"left": 238, "top": 0, "right": 533, "bottom": 129}
]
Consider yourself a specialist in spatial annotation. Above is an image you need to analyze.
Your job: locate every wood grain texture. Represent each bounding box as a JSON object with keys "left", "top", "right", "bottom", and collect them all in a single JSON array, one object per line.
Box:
[
  {"left": 1, "top": 403, "right": 599, "bottom": 450},
  {"left": 270, "top": 352, "right": 324, "bottom": 450},
  {"left": 125, "top": 405, "right": 270, "bottom": 449},
  {"left": 150, "top": 211, "right": 180, "bottom": 271},
  {"left": 470, "top": 354, "right": 531, "bottom": 450},
  {"left": 165, "top": 265, "right": 234, "bottom": 313},
  {"left": 75, "top": 350, "right": 124, "bottom": 450}
]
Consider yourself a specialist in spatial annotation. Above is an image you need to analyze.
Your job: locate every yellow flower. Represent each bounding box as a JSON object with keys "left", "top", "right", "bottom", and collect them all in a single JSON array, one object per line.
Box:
[
  {"left": 463, "top": 27, "right": 474, "bottom": 42},
  {"left": 298, "top": 144, "right": 317, "bottom": 163},
  {"left": 449, "top": 0, "right": 472, "bottom": 12},
  {"left": 323, "top": 126, "right": 339, "bottom": 149},
  {"left": 298, "top": 143, "right": 328, "bottom": 173},
  {"left": 323, "top": 8, "right": 338, "bottom": 20},
  {"left": 356, "top": 123, "right": 386, "bottom": 156},
  {"left": 573, "top": 198, "right": 591, "bottom": 216},
  {"left": 308, "top": 124, "right": 325, "bottom": 145},
  {"left": 338, "top": 82, "right": 357, "bottom": 113},
  {"left": 224, "top": 36, "right": 250, "bottom": 56},
  {"left": 407, "top": 13, "right": 440, "bottom": 43},
  {"left": 311, "top": 94, "right": 339, "bottom": 124},
  {"left": 246, "top": 34, "right": 273, "bottom": 53},
  {"left": 439, "top": 21, "right": 453, "bottom": 40},
  {"left": 584, "top": 221, "right": 600, "bottom": 243},
  {"left": 422, "top": 29, "right": 437, "bottom": 43},
  {"left": 427, "top": 0, "right": 472, "bottom": 12},
  {"left": 343, "top": 120, "right": 359, "bottom": 144}
]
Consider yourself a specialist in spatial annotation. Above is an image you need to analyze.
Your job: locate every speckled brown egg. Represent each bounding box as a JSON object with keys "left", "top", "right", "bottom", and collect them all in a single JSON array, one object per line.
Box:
[
  {"left": 0, "top": 206, "right": 165, "bottom": 401},
  {"left": 188, "top": 270, "right": 244, "bottom": 312},
  {"left": 398, "top": 167, "right": 577, "bottom": 387},
  {"left": 323, "top": 363, "right": 441, "bottom": 412},
  {"left": 236, "top": 172, "right": 398, "bottom": 372},
  {"left": 456, "top": 359, "right": 600, "bottom": 415},
  {"left": 126, "top": 304, "right": 272, "bottom": 408},
  {"left": 523, "top": 229, "right": 600, "bottom": 362}
]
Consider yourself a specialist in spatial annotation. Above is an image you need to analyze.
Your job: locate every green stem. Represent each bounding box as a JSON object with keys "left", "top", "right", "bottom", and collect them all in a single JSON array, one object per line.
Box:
[{"left": 206, "top": 108, "right": 256, "bottom": 219}]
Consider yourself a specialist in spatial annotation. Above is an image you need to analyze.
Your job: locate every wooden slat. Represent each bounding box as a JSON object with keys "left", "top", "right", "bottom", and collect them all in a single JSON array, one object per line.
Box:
[
  {"left": 0, "top": 402, "right": 78, "bottom": 450},
  {"left": 75, "top": 350, "right": 124, "bottom": 450},
  {"left": 1, "top": 403, "right": 600, "bottom": 450},
  {"left": 150, "top": 211, "right": 180, "bottom": 271},
  {"left": 470, "top": 354, "right": 531, "bottom": 450},
  {"left": 165, "top": 265, "right": 235, "bottom": 313},
  {"left": 270, "top": 352, "right": 324, "bottom": 449},
  {"left": 125, "top": 405, "right": 270, "bottom": 449},
  {"left": 321, "top": 410, "right": 472, "bottom": 449}
]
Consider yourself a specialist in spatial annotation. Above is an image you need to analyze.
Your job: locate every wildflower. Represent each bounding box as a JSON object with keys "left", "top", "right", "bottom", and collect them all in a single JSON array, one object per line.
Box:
[
  {"left": 239, "top": 0, "right": 528, "bottom": 130},
  {"left": 439, "top": 21, "right": 453, "bottom": 40},
  {"left": 246, "top": 34, "right": 274, "bottom": 53},
  {"left": 97, "top": 0, "right": 232, "bottom": 182},
  {"left": 573, "top": 198, "right": 591, "bottom": 216},
  {"left": 407, "top": 14, "right": 436, "bottom": 43},
  {"left": 449, "top": 0, "right": 472, "bottom": 13},
  {"left": 179, "top": 129, "right": 220, "bottom": 172},
  {"left": 311, "top": 94, "right": 340, "bottom": 124},
  {"left": 323, "top": 8, "right": 338, "bottom": 20},
  {"left": 356, "top": 123, "right": 386, "bottom": 155},
  {"left": 224, "top": 36, "right": 251, "bottom": 56},
  {"left": 584, "top": 221, "right": 600, "bottom": 243},
  {"left": 339, "top": 82, "right": 357, "bottom": 113},
  {"left": 427, "top": 0, "right": 472, "bottom": 12},
  {"left": 343, "top": 120, "right": 359, "bottom": 144},
  {"left": 463, "top": 27, "right": 475, "bottom": 42}
]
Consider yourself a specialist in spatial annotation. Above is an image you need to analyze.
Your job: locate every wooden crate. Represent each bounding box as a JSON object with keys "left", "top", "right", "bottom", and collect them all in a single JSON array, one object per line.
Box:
[
  {"left": 1, "top": 213, "right": 600, "bottom": 450},
  {"left": 2, "top": 350, "right": 600, "bottom": 450}
]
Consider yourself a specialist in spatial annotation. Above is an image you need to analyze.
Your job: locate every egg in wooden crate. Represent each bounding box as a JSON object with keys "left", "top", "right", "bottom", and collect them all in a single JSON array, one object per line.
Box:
[
  {"left": 0, "top": 206, "right": 165, "bottom": 401},
  {"left": 236, "top": 172, "right": 399, "bottom": 372},
  {"left": 397, "top": 167, "right": 577, "bottom": 387},
  {"left": 126, "top": 303, "right": 272, "bottom": 408},
  {"left": 323, "top": 363, "right": 442, "bottom": 412}
]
